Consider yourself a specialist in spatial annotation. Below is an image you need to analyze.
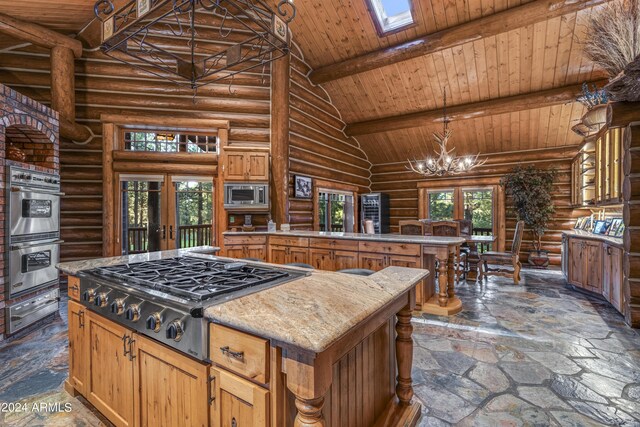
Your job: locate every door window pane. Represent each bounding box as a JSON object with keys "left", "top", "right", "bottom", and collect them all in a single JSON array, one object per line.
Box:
[
  {"left": 428, "top": 191, "right": 454, "bottom": 220},
  {"left": 318, "top": 192, "right": 355, "bottom": 232},
  {"left": 174, "top": 181, "right": 214, "bottom": 248},
  {"left": 463, "top": 189, "right": 493, "bottom": 233},
  {"left": 121, "top": 180, "right": 163, "bottom": 255}
]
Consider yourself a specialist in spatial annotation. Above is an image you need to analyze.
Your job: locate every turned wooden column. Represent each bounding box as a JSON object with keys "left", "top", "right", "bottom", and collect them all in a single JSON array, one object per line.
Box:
[
  {"left": 294, "top": 396, "right": 326, "bottom": 427},
  {"left": 51, "top": 45, "right": 76, "bottom": 122},
  {"left": 395, "top": 304, "right": 414, "bottom": 405},
  {"left": 437, "top": 255, "right": 449, "bottom": 307},
  {"left": 270, "top": 53, "right": 291, "bottom": 227},
  {"left": 447, "top": 251, "right": 455, "bottom": 299}
]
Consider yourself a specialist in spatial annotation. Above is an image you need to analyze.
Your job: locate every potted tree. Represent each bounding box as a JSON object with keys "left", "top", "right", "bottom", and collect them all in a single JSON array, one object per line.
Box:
[{"left": 501, "top": 166, "right": 557, "bottom": 268}]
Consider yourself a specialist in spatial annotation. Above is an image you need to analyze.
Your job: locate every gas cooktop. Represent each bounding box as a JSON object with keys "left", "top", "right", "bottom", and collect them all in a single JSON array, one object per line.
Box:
[{"left": 88, "top": 256, "right": 299, "bottom": 303}]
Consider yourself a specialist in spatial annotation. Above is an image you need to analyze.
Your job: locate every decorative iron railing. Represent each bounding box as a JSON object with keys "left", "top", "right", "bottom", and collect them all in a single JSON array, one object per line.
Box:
[{"left": 126, "top": 224, "right": 213, "bottom": 253}]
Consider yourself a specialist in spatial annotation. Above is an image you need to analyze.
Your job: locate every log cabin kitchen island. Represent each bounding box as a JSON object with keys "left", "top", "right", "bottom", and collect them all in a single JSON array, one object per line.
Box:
[
  {"left": 223, "top": 231, "right": 465, "bottom": 316},
  {"left": 58, "top": 248, "right": 429, "bottom": 427}
]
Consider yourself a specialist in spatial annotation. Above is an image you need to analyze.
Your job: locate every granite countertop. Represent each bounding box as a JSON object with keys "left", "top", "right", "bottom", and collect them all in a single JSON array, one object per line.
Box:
[
  {"left": 224, "top": 230, "right": 466, "bottom": 245},
  {"left": 56, "top": 246, "right": 220, "bottom": 275},
  {"left": 562, "top": 230, "right": 624, "bottom": 247},
  {"left": 205, "top": 266, "right": 429, "bottom": 353}
]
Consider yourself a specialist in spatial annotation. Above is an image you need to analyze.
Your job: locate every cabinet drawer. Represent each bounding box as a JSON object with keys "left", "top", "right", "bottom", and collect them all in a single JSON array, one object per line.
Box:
[
  {"left": 269, "top": 236, "right": 309, "bottom": 248},
  {"left": 309, "top": 238, "right": 358, "bottom": 251},
  {"left": 68, "top": 276, "right": 80, "bottom": 301},
  {"left": 224, "top": 235, "right": 267, "bottom": 246},
  {"left": 210, "top": 324, "right": 269, "bottom": 384},
  {"left": 358, "top": 241, "right": 421, "bottom": 257}
]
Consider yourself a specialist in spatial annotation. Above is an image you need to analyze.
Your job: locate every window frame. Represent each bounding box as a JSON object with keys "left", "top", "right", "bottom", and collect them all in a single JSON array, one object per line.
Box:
[
  {"left": 121, "top": 128, "right": 219, "bottom": 154},
  {"left": 426, "top": 188, "right": 456, "bottom": 221},
  {"left": 461, "top": 187, "right": 495, "bottom": 234},
  {"left": 312, "top": 179, "right": 359, "bottom": 232},
  {"left": 365, "top": 0, "right": 417, "bottom": 36}
]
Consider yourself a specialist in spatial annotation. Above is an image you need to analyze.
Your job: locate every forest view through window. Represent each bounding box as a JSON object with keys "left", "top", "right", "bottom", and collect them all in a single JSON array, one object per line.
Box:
[
  {"left": 463, "top": 189, "right": 493, "bottom": 233},
  {"left": 123, "top": 131, "right": 218, "bottom": 153},
  {"left": 428, "top": 191, "right": 454, "bottom": 220},
  {"left": 318, "top": 191, "right": 355, "bottom": 232}
]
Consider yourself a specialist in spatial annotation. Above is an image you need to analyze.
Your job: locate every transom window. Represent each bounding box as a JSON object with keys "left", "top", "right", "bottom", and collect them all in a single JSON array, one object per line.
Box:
[
  {"left": 123, "top": 130, "right": 218, "bottom": 153},
  {"left": 367, "top": 0, "right": 414, "bottom": 34}
]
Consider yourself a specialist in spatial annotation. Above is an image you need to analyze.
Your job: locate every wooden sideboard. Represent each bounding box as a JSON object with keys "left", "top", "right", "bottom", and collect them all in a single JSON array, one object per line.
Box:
[{"left": 562, "top": 232, "right": 624, "bottom": 314}]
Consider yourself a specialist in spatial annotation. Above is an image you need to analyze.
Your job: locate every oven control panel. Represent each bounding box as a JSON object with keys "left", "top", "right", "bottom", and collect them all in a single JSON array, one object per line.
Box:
[{"left": 10, "top": 166, "right": 60, "bottom": 190}]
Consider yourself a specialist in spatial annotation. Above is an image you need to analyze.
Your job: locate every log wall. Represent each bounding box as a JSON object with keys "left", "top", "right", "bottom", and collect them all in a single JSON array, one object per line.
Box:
[
  {"left": 0, "top": 32, "right": 372, "bottom": 258},
  {"left": 370, "top": 148, "right": 590, "bottom": 266},
  {"left": 286, "top": 43, "right": 371, "bottom": 230}
]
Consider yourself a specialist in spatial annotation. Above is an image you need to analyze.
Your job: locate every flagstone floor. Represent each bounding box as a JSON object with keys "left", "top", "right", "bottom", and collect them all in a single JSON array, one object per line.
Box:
[{"left": 0, "top": 269, "right": 639, "bottom": 426}]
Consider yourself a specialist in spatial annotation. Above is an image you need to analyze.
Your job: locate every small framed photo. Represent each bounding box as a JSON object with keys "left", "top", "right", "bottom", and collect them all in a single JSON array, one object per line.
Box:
[
  {"left": 593, "top": 220, "right": 608, "bottom": 235},
  {"left": 294, "top": 175, "right": 312, "bottom": 199}
]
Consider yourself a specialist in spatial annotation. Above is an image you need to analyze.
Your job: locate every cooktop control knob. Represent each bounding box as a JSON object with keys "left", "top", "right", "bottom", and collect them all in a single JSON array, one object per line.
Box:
[
  {"left": 146, "top": 313, "right": 162, "bottom": 333},
  {"left": 125, "top": 304, "right": 141, "bottom": 322},
  {"left": 94, "top": 292, "right": 109, "bottom": 307},
  {"left": 166, "top": 319, "right": 184, "bottom": 341},
  {"left": 82, "top": 288, "right": 97, "bottom": 303},
  {"left": 110, "top": 298, "right": 125, "bottom": 315}
]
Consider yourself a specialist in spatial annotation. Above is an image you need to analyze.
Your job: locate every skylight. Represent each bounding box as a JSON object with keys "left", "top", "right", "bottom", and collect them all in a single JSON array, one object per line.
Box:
[{"left": 369, "top": 0, "right": 414, "bottom": 34}]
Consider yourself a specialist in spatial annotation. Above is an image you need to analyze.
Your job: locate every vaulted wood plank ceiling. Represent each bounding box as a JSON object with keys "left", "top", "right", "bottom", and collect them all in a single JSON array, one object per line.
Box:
[
  {"left": 280, "top": 0, "right": 609, "bottom": 164},
  {"left": 0, "top": 0, "right": 608, "bottom": 166}
]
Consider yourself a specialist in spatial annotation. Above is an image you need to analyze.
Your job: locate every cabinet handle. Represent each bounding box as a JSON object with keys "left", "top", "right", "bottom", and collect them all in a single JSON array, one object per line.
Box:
[
  {"left": 162, "top": 225, "right": 166, "bottom": 240},
  {"left": 127, "top": 336, "right": 136, "bottom": 361},
  {"left": 220, "top": 346, "right": 245, "bottom": 361},
  {"left": 122, "top": 333, "right": 129, "bottom": 357},
  {"left": 208, "top": 375, "right": 216, "bottom": 405},
  {"left": 79, "top": 310, "right": 84, "bottom": 329},
  {"left": 232, "top": 417, "right": 237, "bottom": 427},
  {"left": 169, "top": 225, "right": 174, "bottom": 240}
]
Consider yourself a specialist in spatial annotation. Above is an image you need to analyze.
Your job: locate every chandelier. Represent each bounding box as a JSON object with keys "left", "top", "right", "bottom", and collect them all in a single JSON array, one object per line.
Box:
[
  {"left": 93, "top": 0, "right": 296, "bottom": 91},
  {"left": 407, "top": 88, "right": 486, "bottom": 177}
]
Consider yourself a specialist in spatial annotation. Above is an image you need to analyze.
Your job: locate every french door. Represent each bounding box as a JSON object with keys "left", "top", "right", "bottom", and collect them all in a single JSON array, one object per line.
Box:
[{"left": 118, "top": 174, "right": 214, "bottom": 255}]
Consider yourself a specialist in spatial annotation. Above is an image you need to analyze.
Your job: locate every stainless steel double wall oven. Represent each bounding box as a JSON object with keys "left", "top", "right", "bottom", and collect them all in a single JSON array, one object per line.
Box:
[{"left": 5, "top": 166, "right": 62, "bottom": 334}]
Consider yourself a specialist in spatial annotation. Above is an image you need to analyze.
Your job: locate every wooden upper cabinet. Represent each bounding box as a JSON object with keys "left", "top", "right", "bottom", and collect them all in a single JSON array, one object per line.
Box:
[
  {"left": 85, "top": 312, "right": 135, "bottom": 427},
  {"left": 68, "top": 300, "right": 88, "bottom": 395},
  {"left": 210, "top": 367, "right": 269, "bottom": 427},
  {"left": 593, "top": 128, "right": 623, "bottom": 206},
  {"left": 223, "top": 150, "right": 269, "bottom": 182},
  {"left": 133, "top": 334, "right": 210, "bottom": 427}
]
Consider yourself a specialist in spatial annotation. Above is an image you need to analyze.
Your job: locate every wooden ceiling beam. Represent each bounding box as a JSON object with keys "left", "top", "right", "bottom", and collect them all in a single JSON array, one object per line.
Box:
[
  {"left": 310, "top": 0, "right": 611, "bottom": 84},
  {"left": 0, "top": 12, "right": 83, "bottom": 58},
  {"left": 345, "top": 81, "right": 607, "bottom": 136}
]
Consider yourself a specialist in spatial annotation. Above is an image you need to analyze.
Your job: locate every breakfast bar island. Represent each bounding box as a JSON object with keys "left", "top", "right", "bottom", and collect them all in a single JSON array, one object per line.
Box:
[{"left": 58, "top": 248, "right": 429, "bottom": 427}]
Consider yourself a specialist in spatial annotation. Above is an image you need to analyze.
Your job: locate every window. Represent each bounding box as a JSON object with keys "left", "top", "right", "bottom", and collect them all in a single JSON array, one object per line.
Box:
[
  {"left": 367, "top": 0, "right": 414, "bottom": 34},
  {"left": 428, "top": 191, "right": 454, "bottom": 220},
  {"left": 463, "top": 189, "right": 494, "bottom": 234},
  {"left": 318, "top": 191, "right": 355, "bottom": 232},
  {"left": 123, "top": 131, "right": 218, "bottom": 153}
]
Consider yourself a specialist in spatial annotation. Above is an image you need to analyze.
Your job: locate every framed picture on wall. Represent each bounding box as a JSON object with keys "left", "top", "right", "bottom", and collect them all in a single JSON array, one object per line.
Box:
[{"left": 294, "top": 175, "right": 312, "bottom": 199}]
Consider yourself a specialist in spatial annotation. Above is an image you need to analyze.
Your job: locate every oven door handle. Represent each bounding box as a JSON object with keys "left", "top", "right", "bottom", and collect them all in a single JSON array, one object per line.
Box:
[
  {"left": 11, "top": 186, "right": 65, "bottom": 196},
  {"left": 10, "top": 240, "right": 64, "bottom": 250}
]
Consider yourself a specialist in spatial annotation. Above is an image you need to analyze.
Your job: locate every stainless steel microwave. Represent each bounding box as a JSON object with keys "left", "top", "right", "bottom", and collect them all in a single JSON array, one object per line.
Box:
[{"left": 224, "top": 183, "right": 269, "bottom": 210}]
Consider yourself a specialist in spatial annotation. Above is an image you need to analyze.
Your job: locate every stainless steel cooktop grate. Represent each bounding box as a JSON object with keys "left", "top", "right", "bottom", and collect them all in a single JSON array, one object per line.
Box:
[{"left": 89, "top": 256, "right": 297, "bottom": 302}]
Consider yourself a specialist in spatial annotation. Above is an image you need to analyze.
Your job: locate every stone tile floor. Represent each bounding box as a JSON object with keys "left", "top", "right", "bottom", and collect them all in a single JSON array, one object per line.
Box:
[
  {"left": 0, "top": 269, "right": 638, "bottom": 426},
  {"left": 413, "top": 269, "right": 640, "bottom": 426}
]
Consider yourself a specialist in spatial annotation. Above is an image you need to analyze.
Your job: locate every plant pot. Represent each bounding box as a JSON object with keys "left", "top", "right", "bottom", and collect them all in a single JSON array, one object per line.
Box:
[
  {"left": 528, "top": 250, "right": 550, "bottom": 268},
  {"left": 581, "top": 104, "right": 607, "bottom": 127}
]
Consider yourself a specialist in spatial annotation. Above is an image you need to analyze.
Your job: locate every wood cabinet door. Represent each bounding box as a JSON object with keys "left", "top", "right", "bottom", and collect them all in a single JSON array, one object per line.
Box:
[
  {"left": 310, "top": 248, "right": 334, "bottom": 271},
  {"left": 289, "top": 247, "right": 309, "bottom": 265},
  {"left": 568, "top": 239, "right": 584, "bottom": 287},
  {"left": 585, "top": 242, "right": 603, "bottom": 293},
  {"left": 225, "top": 153, "right": 246, "bottom": 181},
  {"left": 210, "top": 367, "right": 269, "bottom": 427},
  {"left": 387, "top": 254, "right": 421, "bottom": 269},
  {"left": 246, "top": 152, "right": 269, "bottom": 181},
  {"left": 333, "top": 250, "right": 359, "bottom": 271},
  {"left": 245, "top": 245, "right": 266, "bottom": 261},
  {"left": 225, "top": 246, "right": 246, "bottom": 259},
  {"left": 86, "top": 312, "right": 135, "bottom": 427},
  {"left": 133, "top": 334, "right": 209, "bottom": 427},
  {"left": 610, "top": 246, "right": 623, "bottom": 312},
  {"left": 68, "top": 300, "right": 88, "bottom": 395},
  {"left": 268, "top": 245, "right": 288, "bottom": 265},
  {"left": 603, "top": 244, "right": 612, "bottom": 301},
  {"left": 358, "top": 252, "right": 386, "bottom": 272}
]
